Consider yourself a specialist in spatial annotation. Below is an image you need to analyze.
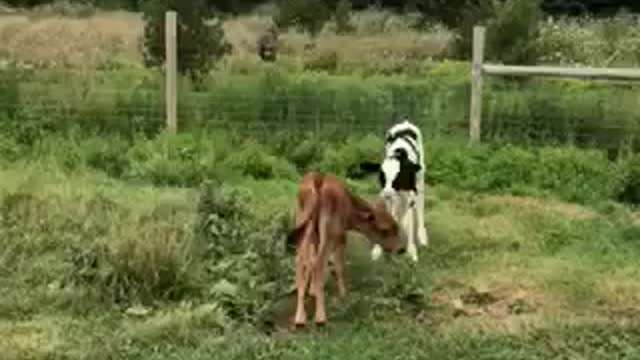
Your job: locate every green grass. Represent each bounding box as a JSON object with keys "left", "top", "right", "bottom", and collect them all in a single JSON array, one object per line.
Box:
[{"left": 2, "top": 159, "right": 640, "bottom": 359}]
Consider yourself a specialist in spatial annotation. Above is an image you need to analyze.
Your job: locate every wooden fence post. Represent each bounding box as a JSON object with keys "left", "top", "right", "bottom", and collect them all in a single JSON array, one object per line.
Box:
[
  {"left": 165, "top": 11, "right": 178, "bottom": 134},
  {"left": 469, "top": 26, "right": 485, "bottom": 144}
]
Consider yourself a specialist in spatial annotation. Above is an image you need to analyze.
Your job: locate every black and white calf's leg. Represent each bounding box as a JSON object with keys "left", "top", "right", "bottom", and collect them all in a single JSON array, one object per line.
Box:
[{"left": 416, "top": 175, "right": 429, "bottom": 248}]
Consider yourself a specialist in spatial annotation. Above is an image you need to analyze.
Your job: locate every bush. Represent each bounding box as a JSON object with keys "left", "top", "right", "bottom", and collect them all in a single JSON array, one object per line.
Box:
[
  {"left": 426, "top": 140, "right": 628, "bottom": 204},
  {"left": 536, "top": 15, "right": 640, "bottom": 67},
  {"left": 222, "top": 141, "right": 299, "bottom": 180},
  {"left": 418, "top": 0, "right": 493, "bottom": 59},
  {"left": 334, "top": 0, "right": 355, "bottom": 34},
  {"left": 287, "top": 135, "right": 326, "bottom": 172},
  {"left": 485, "top": 0, "right": 542, "bottom": 64},
  {"left": 0, "top": 190, "right": 196, "bottom": 305},
  {"left": 617, "top": 154, "right": 640, "bottom": 205},
  {"left": 315, "top": 134, "right": 384, "bottom": 177},
  {"left": 141, "top": 0, "right": 232, "bottom": 82},
  {"left": 275, "top": 0, "right": 332, "bottom": 37},
  {"left": 66, "top": 200, "right": 196, "bottom": 304},
  {"left": 192, "top": 181, "right": 292, "bottom": 326},
  {"left": 424, "top": 0, "right": 541, "bottom": 63},
  {"left": 124, "top": 132, "right": 236, "bottom": 186}
]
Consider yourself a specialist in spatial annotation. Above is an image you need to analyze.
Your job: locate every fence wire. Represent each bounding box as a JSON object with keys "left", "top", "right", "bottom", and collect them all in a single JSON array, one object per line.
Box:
[
  {"left": 483, "top": 76, "right": 640, "bottom": 155},
  {"left": 1, "top": 65, "right": 639, "bottom": 156}
]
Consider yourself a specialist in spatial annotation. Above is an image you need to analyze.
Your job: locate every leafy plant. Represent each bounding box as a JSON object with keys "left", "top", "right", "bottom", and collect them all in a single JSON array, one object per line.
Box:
[
  {"left": 334, "top": 0, "right": 355, "bottom": 34},
  {"left": 192, "top": 181, "right": 292, "bottom": 327},
  {"left": 141, "top": 0, "right": 232, "bottom": 82},
  {"left": 275, "top": 0, "right": 332, "bottom": 37},
  {"left": 485, "top": 0, "right": 542, "bottom": 64}
]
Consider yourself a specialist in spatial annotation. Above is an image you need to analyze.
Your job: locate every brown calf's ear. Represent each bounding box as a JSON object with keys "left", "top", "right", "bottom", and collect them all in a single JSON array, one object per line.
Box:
[
  {"left": 358, "top": 209, "right": 376, "bottom": 222},
  {"left": 374, "top": 198, "right": 389, "bottom": 212}
]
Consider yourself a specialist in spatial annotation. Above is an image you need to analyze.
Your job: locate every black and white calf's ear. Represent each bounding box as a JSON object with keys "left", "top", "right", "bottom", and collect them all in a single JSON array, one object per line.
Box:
[
  {"left": 358, "top": 162, "right": 381, "bottom": 174},
  {"left": 406, "top": 161, "right": 422, "bottom": 174},
  {"left": 347, "top": 162, "right": 381, "bottom": 179}
]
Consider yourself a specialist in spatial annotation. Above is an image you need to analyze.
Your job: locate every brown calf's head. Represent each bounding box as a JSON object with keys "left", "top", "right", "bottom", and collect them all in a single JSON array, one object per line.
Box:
[{"left": 356, "top": 199, "right": 405, "bottom": 254}]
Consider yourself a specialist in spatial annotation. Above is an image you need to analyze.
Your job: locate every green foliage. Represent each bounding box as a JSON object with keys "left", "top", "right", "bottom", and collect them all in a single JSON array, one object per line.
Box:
[
  {"left": 536, "top": 15, "right": 640, "bottom": 67},
  {"left": 0, "top": 190, "right": 196, "bottom": 304},
  {"left": 275, "top": 0, "right": 333, "bottom": 36},
  {"left": 192, "top": 181, "right": 292, "bottom": 326},
  {"left": 420, "top": 0, "right": 493, "bottom": 59},
  {"left": 485, "top": 0, "right": 542, "bottom": 64},
  {"left": 426, "top": 141, "right": 627, "bottom": 204},
  {"left": 617, "top": 154, "right": 640, "bottom": 204},
  {"left": 141, "top": 0, "right": 232, "bottom": 81},
  {"left": 314, "top": 134, "right": 384, "bottom": 177},
  {"left": 334, "top": 0, "right": 355, "bottom": 34},
  {"left": 222, "top": 141, "right": 299, "bottom": 180},
  {"left": 124, "top": 132, "right": 235, "bottom": 186},
  {"left": 287, "top": 135, "right": 326, "bottom": 172}
]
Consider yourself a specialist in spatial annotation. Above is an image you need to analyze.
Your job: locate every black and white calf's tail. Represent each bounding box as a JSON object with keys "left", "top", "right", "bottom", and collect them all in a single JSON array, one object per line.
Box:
[{"left": 357, "top": 117, "right": 429, "bottom": 262}]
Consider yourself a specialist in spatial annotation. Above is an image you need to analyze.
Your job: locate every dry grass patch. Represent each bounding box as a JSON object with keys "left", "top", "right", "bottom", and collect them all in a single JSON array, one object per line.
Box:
[
  {"left": 0, "top": 11, "right": 142, "bottom": 67},
  {"left": 0, "top": 317, "right": 68, "bottom": 359},
  {"left": 480, "top": 194, "right": 598, "bottom": 220}
]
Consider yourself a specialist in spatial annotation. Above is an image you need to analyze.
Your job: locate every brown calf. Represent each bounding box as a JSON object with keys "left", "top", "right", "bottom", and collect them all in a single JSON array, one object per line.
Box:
[{"left": 286, "top": 172, "right": 405, "bottom": 327}]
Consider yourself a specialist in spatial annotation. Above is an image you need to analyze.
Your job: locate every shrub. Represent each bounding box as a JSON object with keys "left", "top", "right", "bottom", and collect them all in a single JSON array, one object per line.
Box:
[
  {"left": 416, "top": 0, "right": 492, "bottom": 59},
  {"left": 124, "top": 132, "right": 235, "bottom": 187},
  {"left": 64, "top": 197, "right": 196, "bottom": 304},
  {"left": 304, "top": 49, "right": 339, "bottom": 72},
  {"left": 192, "top": 181, "right": 292, "bottom": 326},
  {"left": 617, "top": 154, "right": 640, "bottom": 205},
  {"left": 535, "top": 15, "right": 640, "bottom": 67},
  {"left": 315, "top": 134, "right": 384, "bottom": 177},
  {"left": 141, "top": 0, "right": 232, "bottom": 82},
  {"left": 222, "top": 141, "right": 298, "bottom": 180},
  {"left": 334, "top": 0, "right": 355, "bottom": 34},
  {"left": 275, "top": 0, "right": 332, "bottom": 37},
  {"left": 288, "top": 135, "right": 326, "bottom": 172},
  {"left": 426, "top": 140, "right": 627, "bottom": 204},
  {"left": 485, "top": 0, "right": 542, "bottom": 64},
  {"left": 0, "top": 134, "right": 23, "bottom": 163}
]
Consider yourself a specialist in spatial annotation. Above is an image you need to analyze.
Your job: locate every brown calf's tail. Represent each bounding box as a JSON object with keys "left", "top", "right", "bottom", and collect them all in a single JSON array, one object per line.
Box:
[{"left": 285, "top": 186, "right": 320, "bottom": 254}]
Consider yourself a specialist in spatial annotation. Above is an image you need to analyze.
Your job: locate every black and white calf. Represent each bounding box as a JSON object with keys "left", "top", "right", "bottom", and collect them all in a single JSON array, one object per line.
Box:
[{"left": 360, "top": 118, "right": 429, "bottom": 262}]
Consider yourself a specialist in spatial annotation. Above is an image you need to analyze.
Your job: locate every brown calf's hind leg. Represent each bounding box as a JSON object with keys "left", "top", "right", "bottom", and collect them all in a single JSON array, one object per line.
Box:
[
  {"left": 293, "top": 239, "right": 312, "bottom": 328},
  {"left": 333, "top": 235, "right": 347, "bottom": 299},
  {"left": 313, "top": 210, "right": 331, "bottom": 326}
]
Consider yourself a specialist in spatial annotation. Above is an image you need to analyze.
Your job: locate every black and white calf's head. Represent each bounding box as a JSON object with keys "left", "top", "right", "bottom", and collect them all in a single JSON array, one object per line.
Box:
[
  {"left": 358, "top": 117, "right": 424, "bottom": 206},
  {"left": 359, "top": 149, "right": 422, "bottom": 206},
  {"left": 366, "top": 148, "right": 421, "bottom": 197}
]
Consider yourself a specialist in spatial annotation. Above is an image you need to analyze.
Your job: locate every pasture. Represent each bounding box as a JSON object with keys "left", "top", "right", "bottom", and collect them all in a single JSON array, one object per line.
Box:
[{"left": 1, "top": 3, "right": 640, "bottom": 359}]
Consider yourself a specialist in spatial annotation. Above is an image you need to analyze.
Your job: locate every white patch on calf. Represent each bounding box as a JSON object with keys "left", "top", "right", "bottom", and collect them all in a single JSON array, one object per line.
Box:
[{"left": 380, "top": 158, "right": 400, "bottom": 198}]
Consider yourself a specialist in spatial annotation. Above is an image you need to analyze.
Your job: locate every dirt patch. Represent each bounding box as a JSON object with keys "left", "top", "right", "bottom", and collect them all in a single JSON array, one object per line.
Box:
[
  {"left": 421, "top": 279, "right": 550, "bottom": 334},
  {"left": 481, "top": 195, "right": 597, "bottom": 220}
]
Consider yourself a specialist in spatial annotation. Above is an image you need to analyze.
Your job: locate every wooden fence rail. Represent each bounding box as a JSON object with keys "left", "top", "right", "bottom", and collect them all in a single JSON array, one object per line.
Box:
[{"left": 469, "top": 25, "right": 640, "bottom": 144}]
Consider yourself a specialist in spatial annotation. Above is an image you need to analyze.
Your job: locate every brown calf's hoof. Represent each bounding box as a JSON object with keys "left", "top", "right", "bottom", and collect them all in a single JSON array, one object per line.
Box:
[{"left": 315, "top": 320, "right": 326, "bottom": 327}]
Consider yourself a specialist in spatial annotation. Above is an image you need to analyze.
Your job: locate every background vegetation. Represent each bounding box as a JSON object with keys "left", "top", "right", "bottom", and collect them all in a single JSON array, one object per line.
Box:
[{"left": 2, "top": 0, "right": 640, "bottom": 358}]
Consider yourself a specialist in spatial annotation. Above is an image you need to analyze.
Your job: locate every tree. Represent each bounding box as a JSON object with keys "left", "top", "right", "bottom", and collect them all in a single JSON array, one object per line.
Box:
[
  {"left": 334, "top": 0, "right": 355, "bottom": 34},
  {"left": 141, "top": 0, "right": 231, "bottom": 82},
  {"left": 274, "top": 0, "right": 333, "bottom": 37}
]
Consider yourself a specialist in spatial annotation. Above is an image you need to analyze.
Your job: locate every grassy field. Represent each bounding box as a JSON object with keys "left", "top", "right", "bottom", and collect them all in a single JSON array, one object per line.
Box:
[
  {"left": 2, "top": 4, "right": 640, "bottom": 359},
  {"left": 1, "top": 155, "right": 640, "bottom": 359}
]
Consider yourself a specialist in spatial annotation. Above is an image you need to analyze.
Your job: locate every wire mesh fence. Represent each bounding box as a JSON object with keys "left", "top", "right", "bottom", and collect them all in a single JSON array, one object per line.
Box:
[
  {"left": 482, "top": 76, "right": 640, "bottom": 155},
  {"left": 1, "top": 54, "right": 640, "bottom": 157},
  {"left": 2, "top": 67, "right": 640, "bottom": 151}
]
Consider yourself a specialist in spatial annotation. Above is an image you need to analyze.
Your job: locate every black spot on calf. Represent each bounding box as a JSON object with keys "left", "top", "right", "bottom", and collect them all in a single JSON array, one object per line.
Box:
[{"left": 389, "top": 149, "right": 421, "bottom": 193}]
